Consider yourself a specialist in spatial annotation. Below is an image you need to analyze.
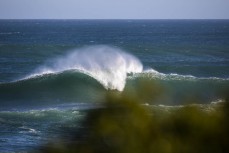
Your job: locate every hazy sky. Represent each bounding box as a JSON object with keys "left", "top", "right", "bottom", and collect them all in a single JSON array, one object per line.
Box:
[{"left": 0, "top": 0, "right": 229, "bottom": 19}]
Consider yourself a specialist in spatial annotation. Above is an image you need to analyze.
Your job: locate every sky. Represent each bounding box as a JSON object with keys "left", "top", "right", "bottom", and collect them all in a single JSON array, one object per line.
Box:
[{"left": 0, "top": 0, "right": 229, "bottom": 19}]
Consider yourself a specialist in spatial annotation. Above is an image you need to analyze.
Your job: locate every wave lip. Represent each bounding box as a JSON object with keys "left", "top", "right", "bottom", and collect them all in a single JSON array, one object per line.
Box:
[{"left": 25, "top": 45, "right": 143, "bottom": 91}]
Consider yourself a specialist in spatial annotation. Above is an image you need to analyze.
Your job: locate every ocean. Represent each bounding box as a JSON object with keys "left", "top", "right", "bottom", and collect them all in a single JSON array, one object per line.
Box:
[{"left": 0, "top": 19, "right": 229, "bottom": 152}]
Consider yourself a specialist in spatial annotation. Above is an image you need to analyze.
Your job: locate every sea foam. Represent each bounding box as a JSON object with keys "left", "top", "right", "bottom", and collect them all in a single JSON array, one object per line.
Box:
[{"left": 27, "top": 45, "right": 143, "bottom": 91}]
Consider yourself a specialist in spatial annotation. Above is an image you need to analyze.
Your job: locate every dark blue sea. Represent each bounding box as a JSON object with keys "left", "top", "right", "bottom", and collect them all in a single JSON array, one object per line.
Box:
[{"left": 0, "top": 20, "right": 229, "bottom": 152}]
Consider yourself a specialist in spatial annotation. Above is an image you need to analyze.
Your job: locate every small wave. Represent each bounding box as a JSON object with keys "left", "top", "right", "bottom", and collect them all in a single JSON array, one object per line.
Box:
[
  {"left": 147, "top": 102, "right": 224, "bottom": 113},
  {"left": 129, "top": 69, "right": 229, "bottom": 81},
  {"left": 0, "top": 108, "right": 85, "bottom": 126},
  {"left": 0, "top": 32, "right": 20, "bottom": 35},
  {"left": 210, "top": 99, "right": 225, "bottom": 105},
  {"left": 19, "top": 126, "right": 39, "bottom": 134}
]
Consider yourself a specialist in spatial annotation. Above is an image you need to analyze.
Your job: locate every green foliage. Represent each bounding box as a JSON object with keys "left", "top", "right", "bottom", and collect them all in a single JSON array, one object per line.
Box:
[{"left": 41, "top": 83, "right": 229, "bottom": 153}]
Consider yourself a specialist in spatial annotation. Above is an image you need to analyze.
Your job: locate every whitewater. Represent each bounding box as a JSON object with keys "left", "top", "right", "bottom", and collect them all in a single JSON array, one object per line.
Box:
[{"left": 25, "top": 45, "right": 143, "bottom": 91}]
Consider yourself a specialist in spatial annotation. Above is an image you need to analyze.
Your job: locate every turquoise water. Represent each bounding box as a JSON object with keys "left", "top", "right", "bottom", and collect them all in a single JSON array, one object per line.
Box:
[{"left": 0, "top": 20, "right": 229, "bottom": 152}]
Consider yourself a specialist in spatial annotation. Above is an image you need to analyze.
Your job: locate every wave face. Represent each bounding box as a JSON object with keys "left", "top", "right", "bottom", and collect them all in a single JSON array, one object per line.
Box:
[
  {"left": 0, "top": 71, "right": 107, "bottom": 108},
  {"left": 26, "top": 45, "right": 143, "bottom": 91}
]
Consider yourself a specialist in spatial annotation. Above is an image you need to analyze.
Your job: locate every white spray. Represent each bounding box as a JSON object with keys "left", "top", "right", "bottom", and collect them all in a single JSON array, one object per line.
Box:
[{"left": 28, "top": 45, "right": 143, "bottom": 91}]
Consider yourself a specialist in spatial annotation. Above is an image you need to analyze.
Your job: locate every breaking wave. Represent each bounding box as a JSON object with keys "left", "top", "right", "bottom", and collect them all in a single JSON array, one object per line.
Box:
[{"left": 25, "top": 45, "right": 143, "bottom": 91}]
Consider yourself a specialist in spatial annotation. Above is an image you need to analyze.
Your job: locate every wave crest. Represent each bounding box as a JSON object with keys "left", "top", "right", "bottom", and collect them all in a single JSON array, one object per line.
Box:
[{"left": 26, "top": 45, "right": 143, "bottom": 91}]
